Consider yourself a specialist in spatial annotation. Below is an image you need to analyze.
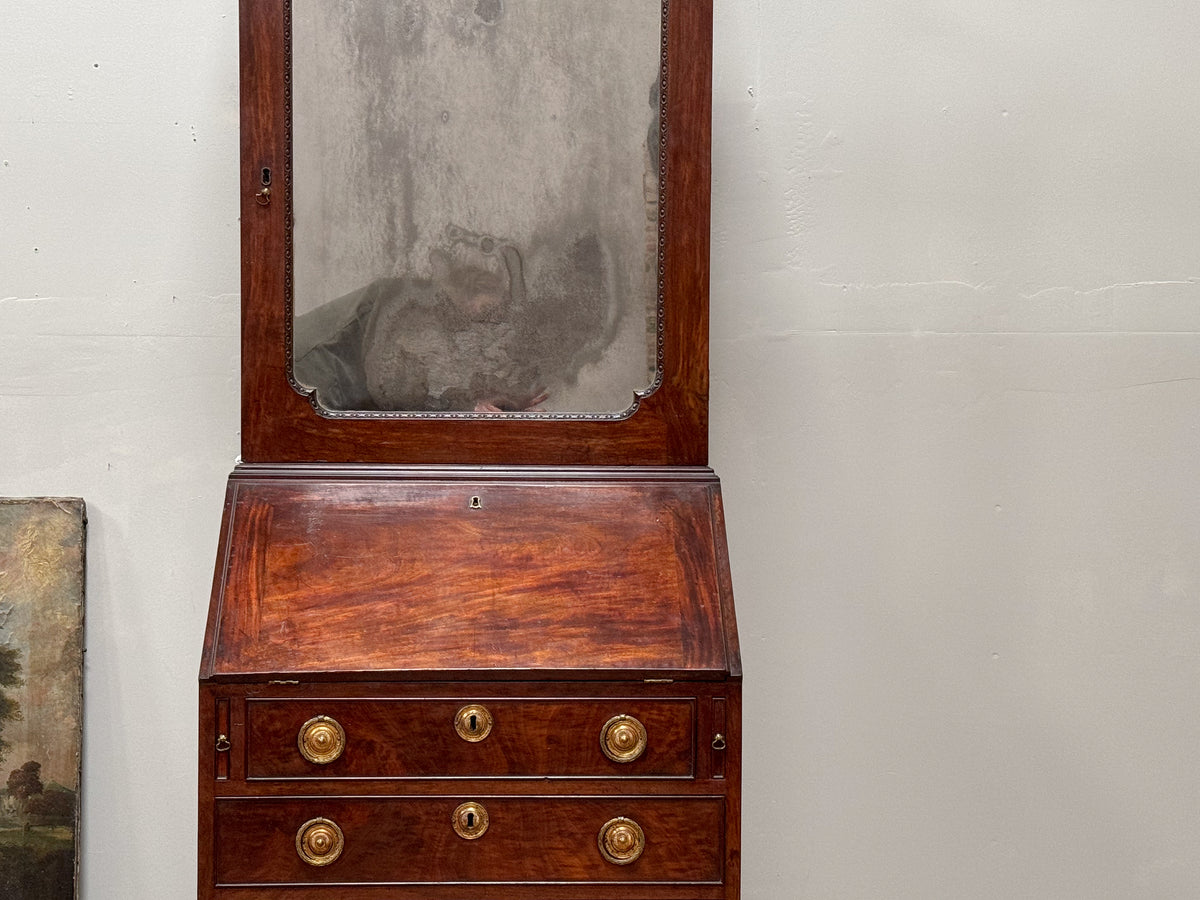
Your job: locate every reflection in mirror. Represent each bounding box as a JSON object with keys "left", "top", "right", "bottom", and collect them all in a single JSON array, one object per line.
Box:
[{"left": 290, "top": 0, "right": 664, "bottom": 415}]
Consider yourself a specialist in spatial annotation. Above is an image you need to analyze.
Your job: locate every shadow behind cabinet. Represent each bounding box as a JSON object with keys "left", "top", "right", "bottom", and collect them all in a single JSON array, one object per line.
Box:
[{"left": 198, "top": 2, "right": 740, "bottom": 897}]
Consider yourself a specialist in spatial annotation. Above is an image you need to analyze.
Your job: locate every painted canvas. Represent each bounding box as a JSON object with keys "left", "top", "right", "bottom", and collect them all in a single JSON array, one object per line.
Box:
[{"left": 0, "top": 499, "right": 85, "bottom": 899}]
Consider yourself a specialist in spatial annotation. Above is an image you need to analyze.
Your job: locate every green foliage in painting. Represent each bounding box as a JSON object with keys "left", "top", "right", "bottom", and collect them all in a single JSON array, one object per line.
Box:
[
  {"left": 6, "top": 763, "right": 42, "bottom": 813},
  {"left": 0, "top": 646, "right": 22, "bottom": 770},
  {"left": 0, "top": 842, "right": 75, "bottom": 897}
]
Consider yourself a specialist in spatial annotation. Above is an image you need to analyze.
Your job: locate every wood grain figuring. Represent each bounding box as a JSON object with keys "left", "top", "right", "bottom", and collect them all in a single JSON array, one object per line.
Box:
[
  {"left": 213, "top": 796, "right": 724, "bottom": 886},
  {"left": 215, "top": 1, "right": 735, "bottom": 895},
  {"left": 237, "top": 0, "right": 714, "bottom": 466},
  {"left": 200, "top": 681, "right": 740, "bottom": 898},
  {"left": 203, "top": 474, "right": 733, "bottom": 680},
  {"left": 245, "top": 698, "right": 695, "bottom": 779}
]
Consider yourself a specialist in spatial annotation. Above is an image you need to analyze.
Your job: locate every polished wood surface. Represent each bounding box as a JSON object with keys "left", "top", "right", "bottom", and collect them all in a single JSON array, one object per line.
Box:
[
  {"left": 201, "top": 468, "right": 737, "bottom": 682},
  {"left": 245, "top": 698, "right": 695, "bottom": 779},
  {"left": 204, "top": 684, "right": 739, "bottom": 792},
  {"left": 214, "top": 795, "right": 723, "bottom": 886},
  {"left": 200, "top": 681, "right": 741, "bottom": 898},
  {"left": 238, "top": 0, "right": 713, "bottom": 466},
  {"left": 199, "top": 470, "right": 743, "bottom": 897},
  {"left": 217, "top": 2, "right": 735, "bottom": 895}
]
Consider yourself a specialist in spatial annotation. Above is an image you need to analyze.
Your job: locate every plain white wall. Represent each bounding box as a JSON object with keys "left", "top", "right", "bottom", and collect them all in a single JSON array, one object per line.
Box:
[{"left": 3, "top": 2, "right": 1198, "bottom": 897}]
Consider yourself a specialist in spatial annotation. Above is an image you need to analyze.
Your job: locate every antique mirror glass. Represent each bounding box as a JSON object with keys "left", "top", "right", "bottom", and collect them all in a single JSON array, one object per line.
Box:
[{"left": 290, "top": 0, "right": 664, "bottom": 416}]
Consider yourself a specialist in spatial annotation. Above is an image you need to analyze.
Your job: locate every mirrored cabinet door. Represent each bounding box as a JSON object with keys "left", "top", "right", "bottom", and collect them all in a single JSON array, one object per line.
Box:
[{"left": 239, "top": 0, "right": 711, "bottom": 465}]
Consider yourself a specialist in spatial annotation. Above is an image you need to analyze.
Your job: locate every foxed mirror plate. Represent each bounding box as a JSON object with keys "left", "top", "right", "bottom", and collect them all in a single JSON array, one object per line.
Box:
[{"left": 289, "top": 0, "right": 665, "bottom": 416}]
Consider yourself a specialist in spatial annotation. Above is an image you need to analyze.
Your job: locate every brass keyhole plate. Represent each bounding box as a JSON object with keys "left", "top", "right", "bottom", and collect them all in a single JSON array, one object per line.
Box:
[
  {"left": 454, "top": 704, "right": 494, "bottom": 742},
  {"left": 452, "top": 801, "right": 490, "bottom": 840}
]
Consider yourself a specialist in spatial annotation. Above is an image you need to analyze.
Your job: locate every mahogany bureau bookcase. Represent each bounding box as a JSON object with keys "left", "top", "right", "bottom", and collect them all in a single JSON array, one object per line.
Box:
[{"left": 198, "top": 2, "right": 741, "bottom": 898}]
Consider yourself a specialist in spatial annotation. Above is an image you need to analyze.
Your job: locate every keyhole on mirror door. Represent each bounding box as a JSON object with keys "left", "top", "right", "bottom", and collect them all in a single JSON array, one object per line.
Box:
[{"left": 255, "top": 167, "right": 272, "bottom": 206}]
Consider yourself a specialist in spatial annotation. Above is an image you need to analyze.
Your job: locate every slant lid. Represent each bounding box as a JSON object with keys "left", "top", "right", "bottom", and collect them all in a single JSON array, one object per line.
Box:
[{"left": 201, "top": 468, "right": 739, "bottom": 682}]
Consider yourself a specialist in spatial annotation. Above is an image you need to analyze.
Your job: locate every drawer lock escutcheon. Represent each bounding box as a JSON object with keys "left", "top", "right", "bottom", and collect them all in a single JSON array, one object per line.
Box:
[
  {"left": 452, "top": 801, "right": 490, "bottom": 840},
  {"left": 454, "top": 704, "right": 494, "bottom": 742},
  {"left": 598, "top": 816, "right": 646, "bottom": 866},
  {"left": 297, "top": 715, "right": 346, "bottom": 765},
  {"left": 600, "top": 714, "right": 648, "bottom": 763},
  {"left": 295, "top": 817, "right": 344, "bottom": 867}
]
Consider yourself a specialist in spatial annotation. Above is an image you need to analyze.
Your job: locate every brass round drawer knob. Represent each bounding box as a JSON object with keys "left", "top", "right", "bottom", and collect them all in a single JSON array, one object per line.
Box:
[
  {"left": 452, "top": 801, "right": 490, "bottom": 840},
  {"left": 598, "top": 816, "right": 645, "bottom": 866},
  {"left": 600, "top": 714, "right": 648, "bottom": 763},
  {"left": 295, "top": 817, "right": 344, "bottom": 867},
  {"left": 297, "top": 715, "right": 346, "bottom": 765},
  {"left": 454, "top": 704, "right": 493, "bottom": 742}
]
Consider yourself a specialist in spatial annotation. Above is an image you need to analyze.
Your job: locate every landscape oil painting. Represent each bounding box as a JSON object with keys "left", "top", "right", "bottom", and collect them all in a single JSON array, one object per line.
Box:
[{"left": 0, "top": 499, "right": 85, "bottom": 898}]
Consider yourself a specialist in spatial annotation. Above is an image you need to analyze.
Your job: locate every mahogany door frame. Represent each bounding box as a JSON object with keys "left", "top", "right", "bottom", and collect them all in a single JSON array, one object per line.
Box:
[{"left": 239, "top": 0, "right": 713, "bottom": 466}]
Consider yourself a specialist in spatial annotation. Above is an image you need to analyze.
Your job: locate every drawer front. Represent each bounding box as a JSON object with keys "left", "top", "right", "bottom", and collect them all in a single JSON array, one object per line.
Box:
[
  {"left": 246, "top": 699, "right": 695, "bottom": 778},
  {"left": 213, "top": 795, "right": 723, "bottom": 887}
]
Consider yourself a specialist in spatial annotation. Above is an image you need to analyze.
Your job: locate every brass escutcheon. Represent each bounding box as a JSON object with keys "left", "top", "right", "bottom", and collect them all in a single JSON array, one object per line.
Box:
[
  {"left": 295, "top": 817, "right": 344, "bottom": 867},
  {"left": 297, "top": 715, "right": 346, "bottom": 765},
  {"left": 598, "top": 816, "right": 646, "bottom": 866},
  {"left": 600, "top": 714, "right": 648, "bottom": 763},
  {"left": 452, "top": 801, "right": 490, "bottom": 840},
  {"left": 454, "top": 704, "right": 493, "bottom": 742}
]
